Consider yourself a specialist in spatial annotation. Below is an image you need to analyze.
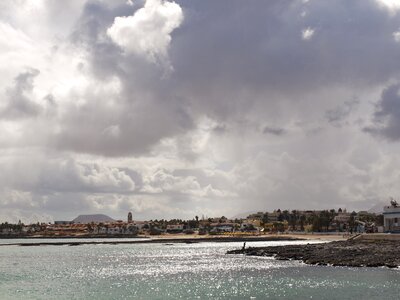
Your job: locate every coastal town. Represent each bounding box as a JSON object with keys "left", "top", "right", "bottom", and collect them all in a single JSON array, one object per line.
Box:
[{"left": 1, "top": 201, "right": 399, "bottom": 238}]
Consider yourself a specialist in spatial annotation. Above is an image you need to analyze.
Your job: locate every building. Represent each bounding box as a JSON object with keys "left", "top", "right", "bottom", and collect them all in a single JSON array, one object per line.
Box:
[
  {"left": 54, "top": 221, "right": 73, "bottom": 225},
  {"left": 247, "top": 212, "right": 265, "bottom": 220},
  {"left": 166, "top": 224, "right": 184, "bottom": 233},
  {"left": 334, "top": 212, "right": 351, "bottom": 223},
  {"left": 92, "top": 223, "right": 138, "bottom": 235},
  {"left": 383, "top": 200, "right": 400, "bottom": 233},
  {"left": 128, "top": 212, "right": 133, "bottom": 223},
  {"left": 132, "top": 221, "right": 148, "bottom": 231},
  {"left": 267, "top": 211, "right": 281, "bottom": 222},
  {"left": 240, "top": 222, "right": 258, "bottom": 232},
  {"left": 209, "top": 223, "right": 235, "bottom": 233}
]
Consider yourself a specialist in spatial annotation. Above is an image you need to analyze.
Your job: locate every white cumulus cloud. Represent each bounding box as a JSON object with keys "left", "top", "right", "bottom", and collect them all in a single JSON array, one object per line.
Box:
[
  {"left": 376, "top": 0, "right": 400, "bottom": 13},
  {"left": 107, "top": 0, "right": 183, "bottom": 66},
  {"left": 393, "top": 30, "right": 400, "bottom": 42},
  {"left": 302, "top": 27, "right": 315, "bottom": 40}
]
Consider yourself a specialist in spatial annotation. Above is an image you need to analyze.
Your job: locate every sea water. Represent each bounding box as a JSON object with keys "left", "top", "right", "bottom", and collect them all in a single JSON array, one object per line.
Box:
[{"left": 0, "top": 239, "right": 399, "bottom": 299}]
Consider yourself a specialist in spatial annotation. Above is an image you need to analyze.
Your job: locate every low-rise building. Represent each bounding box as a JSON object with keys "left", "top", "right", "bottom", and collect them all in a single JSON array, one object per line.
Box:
[
  {"left": 334, "top": 212, "right": 351, "bottom": 223},
  {"left": 132, "top": 221, "right": 148, "bottom": 231},
  {"left": 240, "top": 222, "right": 258, "bottom": 232},
  {"left": 247, "top": 212, "right": 265, "bottom": 220},
  {"left": 92, "top": 223, "right": 138, "bottom": 235},
  {"left": 267, "top": 211, "right": 281, "bottom": 222},
  {"left": 166, "top": 224, "right": 184, "bottom": 233},
  {"left": 210, "top": 222, "right": 235, "bottom": 233},
  {"left": 54, "top": 221, "right": 73, "bottom": 225},
  {"left": 383, "top": 201, "right": 400, "bottom": 232}
]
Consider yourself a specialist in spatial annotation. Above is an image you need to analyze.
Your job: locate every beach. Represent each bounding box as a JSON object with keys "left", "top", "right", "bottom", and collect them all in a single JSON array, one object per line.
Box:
[{"left": 0, "top": 232, "right": 347, "bottom": 246}]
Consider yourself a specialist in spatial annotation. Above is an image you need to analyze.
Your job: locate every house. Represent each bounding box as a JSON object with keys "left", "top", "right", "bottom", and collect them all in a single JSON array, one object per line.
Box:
[
  {"left": 54, "top": 221, "right": 73, "bottom": 225},
  {"left": 166, "top": 224, "right": 184, "bottom": 233},
  {"left": 132, "top": 221, "right": 148, "bottom": 231},
  {"left": 1, "top": 228, "right": 14, "bottom": 235},
  {"left": 91, "top": 223, "right": 138, "bottom": 235},
  {"left": 247, "top": 212, "right": 265, "bottom": 220},
  {"left": 267, "top": 211, "right": 281, "bottom": 222},
  {"left": 240, "top": 222, "right": 258, "bottom": 232},
  {"left": 334, "top": 212, "right": 351, "bottom": 223},
  {"left": 383, "top": 200, "right": 400, "bottom": 233},
  {"left": 107, "top": 226, "right": 122, "bottom": 235},
  {"left": 209, "top": 223, "right": 235, "bottom": 233}
]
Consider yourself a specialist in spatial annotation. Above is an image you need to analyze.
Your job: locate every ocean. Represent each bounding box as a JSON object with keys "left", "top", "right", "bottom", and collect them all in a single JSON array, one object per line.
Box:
[{"left": 0, "top": 239, "right": 399, "bottom": 299}]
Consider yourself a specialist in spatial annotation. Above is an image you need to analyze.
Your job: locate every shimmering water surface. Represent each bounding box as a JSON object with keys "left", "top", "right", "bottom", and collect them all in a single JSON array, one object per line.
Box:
[{"left": 0, "top": 239, "right": 399, "bottom": 299}]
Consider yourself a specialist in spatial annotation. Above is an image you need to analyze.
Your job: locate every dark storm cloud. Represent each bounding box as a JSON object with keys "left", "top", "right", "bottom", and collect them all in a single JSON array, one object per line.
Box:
[
  {"left": 325, "top": 99, "right": 359, "bottom": 126},
  {"left": 263, "top": 126, "right": 287, "bottom": 136},
  {"left": 171, "top": 0, "right": 400, "bottom": 96},
  {"left": 366, "top": 83, "right": 400, "bottom": 140},
  {"left": 1, "top": 68, "right": 41, "bottom": 119},
  {"left": 44, "top": 0, "right": 194, "bottom": 157},
  {"left": 0, "top": 155, "right": 136, "bottom": 195},
  {"left": 3, "top": 0, "right": 400, "bottom": 221},
  {"left": 52, "top": 92, "right": 194, "bottom": 156},
  {"left": 45, "top": 0, "right": 400, "bottom": 157},
  {"left": 70, "top": 1, "right": 137, "bottom": 79}
]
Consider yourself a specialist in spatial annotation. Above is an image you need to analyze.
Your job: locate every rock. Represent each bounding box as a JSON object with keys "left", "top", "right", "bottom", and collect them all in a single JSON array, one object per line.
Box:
[{"left": 227, "top": 239, "right": 400, "bottom": 268}]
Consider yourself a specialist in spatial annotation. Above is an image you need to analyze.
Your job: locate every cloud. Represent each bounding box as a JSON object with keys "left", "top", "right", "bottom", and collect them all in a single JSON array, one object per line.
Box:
[
  {"left": 375, "top": 0, "right": 400, "bottom": 13},
  {"left": 302, "top": 27, "right": 315, "bottom": 40},
  {"left": 366, "top": 83, "right": 400, "bottom": 140},
  {"left": 141, "top": 168, "right": 234, "bottom": 198},
  {"left": 393, "top": 29, "right": 400, "bottom": 42},
  {"left": 107, "top": 0, "right": 183, "bottom": 67},
  {"left": 38, "top": 159, "right": 136, "bottom": 194},
  {"left": 0, "top": 153, "right": 136, "bottom": 195},
  {"left": 325, "top": 99, "right": 360, "bottom": 126},
  {"left": 0, "top": 21, "right": 33, "bottom": 52},
  {"left": 0, "top": 68, "right": 42, "bottom": 119},
  {"left": 2, "top": 0, "right": 400, "bottom": 222},
  {"left": 263, "top": 126, "right": 287, "bottom": 136}
]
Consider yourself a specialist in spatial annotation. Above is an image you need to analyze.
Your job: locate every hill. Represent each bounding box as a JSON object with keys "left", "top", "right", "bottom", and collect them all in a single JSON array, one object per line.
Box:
[
  {"left": 368, "top": 201, "right": 387, "bottom": 214},
  {"left": 231, "top": 210, "right": 258, "bottom": 220},
  {"left": 72, "top": 214, "right": 115, "bottom": 224}
]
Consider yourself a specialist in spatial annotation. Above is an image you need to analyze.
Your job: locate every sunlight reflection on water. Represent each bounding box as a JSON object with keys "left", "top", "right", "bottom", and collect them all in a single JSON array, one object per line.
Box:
[{"left": 0, "top": 240, "right": 399, "bottom": 299}]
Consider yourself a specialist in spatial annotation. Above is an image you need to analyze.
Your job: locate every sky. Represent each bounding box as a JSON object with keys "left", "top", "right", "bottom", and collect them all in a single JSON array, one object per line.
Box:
[{"left": 1, "top": 0, "right": 400, "bottom": 223}]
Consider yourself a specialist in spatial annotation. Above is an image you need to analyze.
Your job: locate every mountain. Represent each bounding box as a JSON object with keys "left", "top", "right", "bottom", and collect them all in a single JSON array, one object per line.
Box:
[
  {"left": 368, "top": 201, "right": 387, "bottom": 214},
  {"left": 72, "top": 214, "right": 115, "bottom": 224},
  {"left": 231, "top": 210, "right": 259, "bottom": 220}
]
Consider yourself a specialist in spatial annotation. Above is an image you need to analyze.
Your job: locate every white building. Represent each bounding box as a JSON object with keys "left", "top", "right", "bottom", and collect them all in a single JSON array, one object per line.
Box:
[
  {"left": 210, "top": 223, "right": 235, "bottom": 233},
  {"left": 383, "top": 203, "right": 400, "bottom": 232},
  {"left": 132, "top": 221, "right": 148, "bottom": 230},
  {"left": 240, "top": 222, "right": 257, "bottom": 231},
  {"left": 334, "top": 212, "right": 351, "bottom": 223},
  {"left": 166, "top": 224, "right": 184, "bottom": 232}
]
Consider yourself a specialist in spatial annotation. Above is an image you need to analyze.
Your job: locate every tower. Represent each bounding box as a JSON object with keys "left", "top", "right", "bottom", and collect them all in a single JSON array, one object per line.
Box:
[{"left": 128, "top": 212, "right": 133, "bottom": 223}]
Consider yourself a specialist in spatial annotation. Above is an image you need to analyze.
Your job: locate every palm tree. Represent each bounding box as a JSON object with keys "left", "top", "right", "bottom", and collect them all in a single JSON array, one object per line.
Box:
[
  {"left": 299, "top": 215, "right": 306, "bottom": 231},
  {"left": 290, "top": 210, "right": 298, "bottom": 231},
  {"left": 281, "top": 210, "right": 290, "bottom": 225},
  {"left": 262, "top": 213, "right": 269, "bottom": 226}
]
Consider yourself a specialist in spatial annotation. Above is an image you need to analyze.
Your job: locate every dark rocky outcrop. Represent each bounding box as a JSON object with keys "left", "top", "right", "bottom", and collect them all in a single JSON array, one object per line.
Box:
[{"left": 227, "top": 240, "right": 400, "bottom": 268}]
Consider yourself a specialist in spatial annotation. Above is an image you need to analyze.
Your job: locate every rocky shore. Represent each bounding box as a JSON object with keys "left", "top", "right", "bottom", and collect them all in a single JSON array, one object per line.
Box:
[{"left": 227, "top": 239, "right": 400, "bottom": 268}]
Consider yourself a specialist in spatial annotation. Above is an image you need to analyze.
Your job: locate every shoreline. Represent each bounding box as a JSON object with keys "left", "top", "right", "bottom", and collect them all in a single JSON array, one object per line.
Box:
[
  {"left": 0, "top": 232, "right": 347, "bottom": 240},
  {"left": 0, "top": 235, "right": 307, "bottom": 247}
]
